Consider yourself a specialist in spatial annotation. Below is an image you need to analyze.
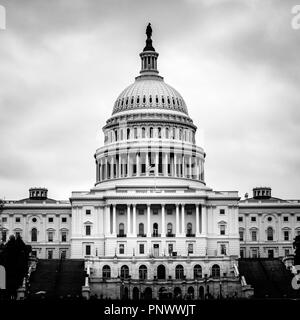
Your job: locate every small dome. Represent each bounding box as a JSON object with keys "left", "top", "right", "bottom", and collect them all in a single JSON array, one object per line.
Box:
[{"left": 112, "top": 76, "right": 188, "bottom": 115}]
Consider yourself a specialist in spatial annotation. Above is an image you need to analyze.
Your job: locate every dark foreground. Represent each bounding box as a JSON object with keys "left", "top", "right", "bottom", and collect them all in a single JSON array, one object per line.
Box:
[{"left": 0, "top": 299, "right": 299, "bottom": 319}]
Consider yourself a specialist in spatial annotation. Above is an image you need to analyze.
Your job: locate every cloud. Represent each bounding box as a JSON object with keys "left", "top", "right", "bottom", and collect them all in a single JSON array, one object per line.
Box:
[{"left": 0, "top": 0, "right": 299, "bottom": 200}]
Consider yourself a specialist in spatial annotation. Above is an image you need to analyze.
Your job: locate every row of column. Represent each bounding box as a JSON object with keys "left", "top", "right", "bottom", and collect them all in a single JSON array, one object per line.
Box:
[
  {"left": 105, "top": 204, "right": 207, "bottom": 237},
  {"left": 96, "top": 152, "right": 204, "bottom": 182}
]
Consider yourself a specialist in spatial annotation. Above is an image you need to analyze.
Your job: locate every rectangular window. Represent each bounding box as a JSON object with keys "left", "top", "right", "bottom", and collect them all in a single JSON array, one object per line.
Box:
[
  {"left": 2, "top": 231, "right": 7, "bottom": 242},
  {"left": 252, "top": 249, "right": 258, "bottom": 258},
  {"left": 85, "top": 225, "right": 91, "bottom": 236},
  {"left": 251, "top": 231, "right": 257, "bottom": 241},
  {"left": 47, "top": 250, "right": 53, "bottom": 259},
  {"left": 48, "top": 232, "right": 54, "bottom": 242},
  {"left": 119, "top": 210, "right": 124, "bottom": 215},
  {"left": 85, "top": 245, "right": 91, "bottom": 256},
  {"left": 283, "top": 216, "right": 289, "bottom": 222},
  {"left": 187, "top": 210, "right": 192, "bottom": 215},
  {"left": 167, "top": 209, "right": 172, "bottom": 215},
  {"left": 220, "top": 209, "right": 225, "bottom": 215},
  {"left": 284, "top": 231, "right": 289, "bottom": 241},
  {"left": 188, "top": 243, "right": 193, "bottom": 254},
  {"left": 119, "top": 244, "right": 125, "bottom": 254},
  {"left": 168, "top": 243, "right": 173, "bottom": 255},
  {"left": 239, "top": 231, "right": 244, "bottom": 241},
  {"left": 139, "top": 244, "right": 144, "bottom": 254},
  {"left": 297, "top": 216, "right": 300, "bottom": 222},
  {"left": 240, "top": 249, "right": 244, "bottom": 258},
  {"left": 15, "top": 217, "right": 21, "bottom": 223},
  {"left": 220, "top": 225, "right": 225, "bottom": 235},
  {"left": 1, "top": 217, "right": 7, "bottom": 223},
  {"left": 138, "top": 209, "right": 144, "bottom": 215},
  {"left": 238, "top": 217, "right": 243, "bottom": 222},
  {"left": 86, "top": 210, "right": 91, "bottom": 215},
  {"left": 61, "top": 232, "right": 67, "bottom": 242},
  {"left": 153, "top": 209, "right": 158, "bottom": 215},
  {"left": 285, "top": 249, "right": 290, "bottom": 256},
  {"left": 48, "top": 217, "right": 53, "bottom": 223},
  {"left": 221, "top": 244, "right": 226, "bottom": 255},
  {"left": 62, "top": 217, "right": 67, "bottom": 223},
  {"left": 251, "top": 217, "right": 256, "bottom": 222}
]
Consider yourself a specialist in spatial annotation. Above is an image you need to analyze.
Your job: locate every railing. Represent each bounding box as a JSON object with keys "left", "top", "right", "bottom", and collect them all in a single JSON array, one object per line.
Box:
[
  {"left": 186, "top": 233, "right": 195, "bottom": 237},
  {"left": 152, "top": 233, "right": 161, "bottom": 237},
  {"left": 117, "top": 234, "right": 127, "bottom": 237},
  {"left": 137, "top": 234, "right": 146, "bottom": 237},
  {"left": 166, "top": 233, "right": 175, "bottom": 237}
]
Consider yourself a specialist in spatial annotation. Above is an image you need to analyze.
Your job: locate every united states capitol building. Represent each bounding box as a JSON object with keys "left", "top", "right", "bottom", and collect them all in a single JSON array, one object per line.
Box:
[{"left": 1, "top": 25, "right": 299, "bottom": 300}]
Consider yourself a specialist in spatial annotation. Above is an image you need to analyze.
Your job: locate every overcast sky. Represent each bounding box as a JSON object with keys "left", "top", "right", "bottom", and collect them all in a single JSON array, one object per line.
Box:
[{"left": 0, "top": 0, "right": 299, "bottom": 200}]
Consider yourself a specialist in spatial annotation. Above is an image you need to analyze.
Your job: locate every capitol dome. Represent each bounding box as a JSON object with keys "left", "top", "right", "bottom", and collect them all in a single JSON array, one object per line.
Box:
[
  {"left": 112, "top": 25, "right": 188, "bottom": 116},
  {"left": 112, "top": 77, "right": 188, "bottom": 115}
]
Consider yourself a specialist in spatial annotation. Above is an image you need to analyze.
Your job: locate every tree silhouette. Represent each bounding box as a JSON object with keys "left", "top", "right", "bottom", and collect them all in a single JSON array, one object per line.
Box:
[{"left": 293, "top": 235, "right": 300, "bottom": 265}]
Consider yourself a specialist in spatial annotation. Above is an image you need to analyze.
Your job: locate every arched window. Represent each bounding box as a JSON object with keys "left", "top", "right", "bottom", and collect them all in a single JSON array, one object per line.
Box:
[
  {"left": 127, "top": 128, "right": 131, "bottom": 140},
  {"left": 142, "top": 127, "right": 146, "bottom": 138},
  {"left": 150, "top": 127, "right": 153, "bottom": 138},
  {"left": 139, "top": 223, "right": 144, "bottom": 236},
  {"left": 119, "top": 223, "right": 125, "bottom": 236},
  {"left": 114, "top": 130, "right": 118, "bottom": 141},
  {"left": 102, "top": 265, "right": 111, "bottom": 279},
  {"left": 158, "top": 127, "right": 161, "bottom": 139},
  {"left": 139, "top": 265, "right": 147, "bottom": 280},
  {"left": 31, "top": 228, "right": 37, "bottom": 242},
  {"left": 165, "top": 127, "right": 169, "bottom": 139},
  {"left": 157, "top": 265, "right": 166, "bottom": 280},
  {"left": 194, "top": 265, "right": 202, "bottom": 279},
  {"left": 211, "top": 264, "right": 220, "bottom": 278},
  {"left": 187, "top": 223, "right": 193, "bottom": 236},
  {"left": 172, "top": 127, "right": 176, "bottom": 139},
  {"left": 153, "top": 223, "right": 158, "bottom": 236},
  {"left": 121, "top": 265, "right": 129, "bottom": 279},
  {"left": 134, "top": 127, "right": 138, "bottom": 139},
  {"left": 267, "top": 227, "right": 273, "bottom": 241},
  {"left": 175, "top": 265, "right": 184, "bottom": 279},
  {"left": 167, "top": 223, "right": 173, "bottom": 236}
]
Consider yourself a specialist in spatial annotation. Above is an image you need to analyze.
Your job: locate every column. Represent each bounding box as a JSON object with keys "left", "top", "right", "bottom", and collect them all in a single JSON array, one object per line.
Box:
[
  {"left": 196, "top": 159, "right": 200, "bottom": 180},
  {"left": 155, "top": 152, "right": 159, "bottom": 176},
  {"left": 181, "top": 204, "right": 185, "bottom": 236},
  {"left": 127, "top": 153, "right": 130, "bottom": 177},
  {"left": 196, "top": 204, "right": 200, "bottom": 236},
  {"left": 111, "top": 156, "right": 115, "bottom": 178},
  {"left": 164, "top": 153, "right": 168, "bottom": 176},
  {"left": 100, "top": 159, "right": 103, "bottom": 181},
  {"left": 146, "top": 152, "right": 149, "bottom": 177},
  {"left": 176, "top": 204, "right": 180, "bottom": 235},
  {"left": 105, "top": 157, "right": 108, "bottom": 180},
  {"left": 118, "top": 156, "right": 121, "bottom": 178},
  {"left": 136, "top": 153, "right": 140, "bottom": 176},
  {"left": 147, "top": 204, "right": 151, "bottom": 237},
  {"left": 161, "top": 205, "right": 165, "bottom": 237},
  {"left": 127, "top": 205, "right": 131, "bottom": 235},
  {"left": 132, "top": 204, "right": 136, "bottom": 236},
  {"left": 105, "top": 205, "right": 111, "bottom": 236},
  {"left": 201, "top": 205, "right": 207, "bottom": 234},
  {"left": 112, "top": 205, "right": 116, "bottom": 236},
  {"left": 174, "top": 154, "right": 177, "bottom": 177}
]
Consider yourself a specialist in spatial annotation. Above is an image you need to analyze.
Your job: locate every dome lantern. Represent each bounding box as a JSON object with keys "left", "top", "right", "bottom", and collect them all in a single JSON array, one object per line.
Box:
[{"left": 139, "top": 23, "right": 159, "bottom": 76}]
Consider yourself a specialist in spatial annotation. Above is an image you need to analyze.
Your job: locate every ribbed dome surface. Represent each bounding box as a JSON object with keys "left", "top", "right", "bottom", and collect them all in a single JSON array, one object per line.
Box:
[{"left": 112, "top": 77, "right": 188, "bottom": 115}]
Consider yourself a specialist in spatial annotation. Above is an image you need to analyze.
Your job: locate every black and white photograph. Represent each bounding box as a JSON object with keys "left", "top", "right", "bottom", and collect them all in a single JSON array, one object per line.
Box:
[{"left": 0, "top": 0, "right": 300, "bottom": 318}]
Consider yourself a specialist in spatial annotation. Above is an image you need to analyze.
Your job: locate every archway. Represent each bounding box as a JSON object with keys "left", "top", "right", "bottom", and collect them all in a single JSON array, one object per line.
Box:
[
  {"left": 144, "top": 287, "right": 152, "bottom": 300},
  {"left": 174, "top": 287, "right": 182, "bottom": 300},
  {"left": 157, "top": 264, "right": 166, "bottom": 280},
  {"left": 132, "top": 287, "right": 139, "bottom": 300},
  {"left": 187, "top": 286, "right": 194, "bottom": 300},
  {"left": 158, "top": 287, "right": 168, "bottom": 300},
  {"left": 199, "top": 286, "right": 204, "bottom": 300}
]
